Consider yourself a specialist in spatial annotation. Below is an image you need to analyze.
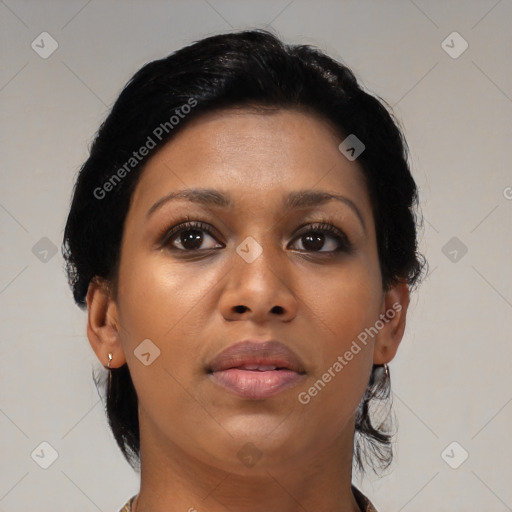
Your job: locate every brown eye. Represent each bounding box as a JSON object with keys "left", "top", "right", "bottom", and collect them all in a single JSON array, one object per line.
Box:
[
  {"left": 289, "top": 223, "right": 352, "bottom": 253},
  {"left": 162, "top": 222, "right": 224, "bottom": 251}
]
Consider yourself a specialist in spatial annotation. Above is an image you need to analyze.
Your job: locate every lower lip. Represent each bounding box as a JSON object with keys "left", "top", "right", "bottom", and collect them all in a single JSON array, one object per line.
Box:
[{"left": 209, "top": 368, "right": 305, "bottom": 400}]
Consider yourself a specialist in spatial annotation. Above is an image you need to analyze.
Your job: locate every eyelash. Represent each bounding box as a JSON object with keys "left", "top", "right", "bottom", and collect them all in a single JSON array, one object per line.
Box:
[{"left": 158, "top": 218, "right": 353, "bottom": 256}]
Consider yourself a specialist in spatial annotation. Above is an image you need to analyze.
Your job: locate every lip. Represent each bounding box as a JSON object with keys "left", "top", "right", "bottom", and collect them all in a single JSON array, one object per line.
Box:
[{"left": 207, "top": 339, "right": 307, "bottom": 400}]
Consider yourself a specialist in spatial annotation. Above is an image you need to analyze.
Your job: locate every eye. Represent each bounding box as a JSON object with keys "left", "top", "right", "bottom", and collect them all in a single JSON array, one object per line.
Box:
[
  {"left": 159, "top": 220, "right": 352, "bottom": 255},
  {"left": 289, "top": 223, "right": 352, "bottom": 253},
  {"left": 162, "top": 221, "right": 224, "bottom": 251}
]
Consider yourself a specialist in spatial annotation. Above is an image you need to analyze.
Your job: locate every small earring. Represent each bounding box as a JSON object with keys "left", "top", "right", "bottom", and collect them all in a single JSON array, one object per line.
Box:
[
  {"left": 107, "top": 353, "right": 113, "bottom": 369},
  {"left": 384, "top": 363, "right": 389, "bottom": 379}
]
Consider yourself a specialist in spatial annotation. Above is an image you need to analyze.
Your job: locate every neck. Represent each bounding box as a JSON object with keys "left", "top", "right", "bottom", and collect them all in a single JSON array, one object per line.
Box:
[{"left": 132, "top": 413, "right": 362, "bottom": 512}]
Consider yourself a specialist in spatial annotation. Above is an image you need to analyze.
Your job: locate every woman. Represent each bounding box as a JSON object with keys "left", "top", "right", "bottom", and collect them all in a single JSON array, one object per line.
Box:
[{"left": 62, "top": 29, "right": 425, "bottom": 512}]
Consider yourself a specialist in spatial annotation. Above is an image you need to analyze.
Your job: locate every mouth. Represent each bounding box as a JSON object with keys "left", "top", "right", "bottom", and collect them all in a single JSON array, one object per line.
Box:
[{"left": 207, "top": 340, "right": 307, "bottom": 400}]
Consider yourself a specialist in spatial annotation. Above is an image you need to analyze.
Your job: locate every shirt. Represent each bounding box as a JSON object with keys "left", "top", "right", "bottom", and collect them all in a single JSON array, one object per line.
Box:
[{"left": 118, "top": 485, "right": 378, "bottom": 512}]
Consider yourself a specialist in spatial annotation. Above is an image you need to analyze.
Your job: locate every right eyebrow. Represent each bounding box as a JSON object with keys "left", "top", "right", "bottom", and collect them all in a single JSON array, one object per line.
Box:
[{"left": 146, "top": 188, "right": 231, "bottom": 219}]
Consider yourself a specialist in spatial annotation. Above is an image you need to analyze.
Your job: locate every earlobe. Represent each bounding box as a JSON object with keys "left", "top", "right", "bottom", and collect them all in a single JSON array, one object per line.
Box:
[
  {"left": 373, "top": 280, "right": 410, "bottom": 365},
  {"left": 86, "top": 277, "right": 126, "bottom": 369}
]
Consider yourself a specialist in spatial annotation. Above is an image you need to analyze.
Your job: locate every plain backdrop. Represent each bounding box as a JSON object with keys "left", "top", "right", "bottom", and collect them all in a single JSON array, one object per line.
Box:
[{"left": 1, "top": 1, "right": 511, "bottom": 511}]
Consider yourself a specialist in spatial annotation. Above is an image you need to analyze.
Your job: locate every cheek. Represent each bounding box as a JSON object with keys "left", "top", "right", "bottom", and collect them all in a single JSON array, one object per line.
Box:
[
  {"left": 301, "top": 258, "right": 382, "bottom": 342},
  {"left": 117, "top": 249, "right": 215, "bottom": 337},
  {"left": 115, "top": 253, "right": 212, "bottom": 419},
  {"left": 294, "top": 261, "right": 380, "bottom": 413},
  {"left": 115, "top": 250, "right": 223, "bottom": 399}
]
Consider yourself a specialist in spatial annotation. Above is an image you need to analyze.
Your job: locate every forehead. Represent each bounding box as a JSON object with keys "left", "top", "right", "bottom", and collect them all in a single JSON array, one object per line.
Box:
[{"left": 130, "top": 107, "right": 370, "bottom": 216}]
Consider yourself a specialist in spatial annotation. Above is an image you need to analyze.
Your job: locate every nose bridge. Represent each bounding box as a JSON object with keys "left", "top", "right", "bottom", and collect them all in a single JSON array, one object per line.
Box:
[
  {"left": 234, "top": 230, "right": 282, "bottom": 288},
  {"left": 219, "top": 227, "right": 298, "bottom": 321}
]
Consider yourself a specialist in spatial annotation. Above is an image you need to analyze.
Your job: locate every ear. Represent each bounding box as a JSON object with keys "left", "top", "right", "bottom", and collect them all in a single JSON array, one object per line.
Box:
[
  {"left": 86, "top": 277, "right": 127, "bottom": 369},
  {"left": 373, "top": 280, "right": 410, "bottom": 365}
]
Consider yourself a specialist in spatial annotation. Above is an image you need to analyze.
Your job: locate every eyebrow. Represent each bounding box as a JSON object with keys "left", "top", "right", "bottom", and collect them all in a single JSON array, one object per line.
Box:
[{"left": 146, "top": 188, "right": 366, "bottom": 233}]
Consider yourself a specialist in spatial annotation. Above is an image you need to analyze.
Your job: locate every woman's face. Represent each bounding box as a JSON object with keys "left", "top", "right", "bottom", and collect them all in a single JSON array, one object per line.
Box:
[{"left": 89, "top": 107, "right": 408, "bottom": 474}]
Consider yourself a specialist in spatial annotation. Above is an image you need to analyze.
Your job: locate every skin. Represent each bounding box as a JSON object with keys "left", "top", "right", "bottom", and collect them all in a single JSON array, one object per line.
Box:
[{"left": 86, "top": 107, "right": 409, "bottom": 512}]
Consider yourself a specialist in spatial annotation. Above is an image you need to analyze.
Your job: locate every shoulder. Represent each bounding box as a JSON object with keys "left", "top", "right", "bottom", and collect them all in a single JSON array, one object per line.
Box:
[{"left": 351, "top": 484, "right": 379, "bottom": 512}]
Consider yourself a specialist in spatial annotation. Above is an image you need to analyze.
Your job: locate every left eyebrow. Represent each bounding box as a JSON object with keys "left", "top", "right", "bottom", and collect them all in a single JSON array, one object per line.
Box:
[{"left": 146, "top": 187, "right": 366, "bottom": 234}]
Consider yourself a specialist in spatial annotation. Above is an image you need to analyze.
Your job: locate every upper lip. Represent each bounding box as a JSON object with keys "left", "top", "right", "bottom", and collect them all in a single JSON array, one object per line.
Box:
[{"left": 208, "top": 340, "right": 306, "bottom": 374}]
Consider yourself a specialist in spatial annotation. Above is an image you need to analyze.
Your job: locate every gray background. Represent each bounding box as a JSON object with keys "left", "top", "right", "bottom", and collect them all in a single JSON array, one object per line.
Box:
[{"left": 1, "top": 1, "right": 511, "bottom": 511}]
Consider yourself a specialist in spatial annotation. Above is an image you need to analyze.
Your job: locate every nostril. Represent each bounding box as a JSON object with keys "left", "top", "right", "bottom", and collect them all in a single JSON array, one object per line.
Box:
[{"left": 233, "top": 305, "right": 284, "bottom": 314}]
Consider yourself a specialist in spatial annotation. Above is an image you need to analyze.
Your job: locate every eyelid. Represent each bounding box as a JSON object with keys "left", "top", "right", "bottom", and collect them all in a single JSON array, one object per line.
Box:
[{"left": 288, "top": 214, "right": 353, "bottom": 238}]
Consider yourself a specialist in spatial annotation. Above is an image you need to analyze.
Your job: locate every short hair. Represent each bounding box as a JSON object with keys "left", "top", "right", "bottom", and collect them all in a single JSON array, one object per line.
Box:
[{"left": 62, "top": 28, "right": 426, "bottom": 476}]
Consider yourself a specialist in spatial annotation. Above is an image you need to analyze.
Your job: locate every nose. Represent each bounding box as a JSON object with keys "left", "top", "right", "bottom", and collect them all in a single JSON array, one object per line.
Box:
[{"left": 218, "top": 238, "right": 298, "bottom": 324}]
